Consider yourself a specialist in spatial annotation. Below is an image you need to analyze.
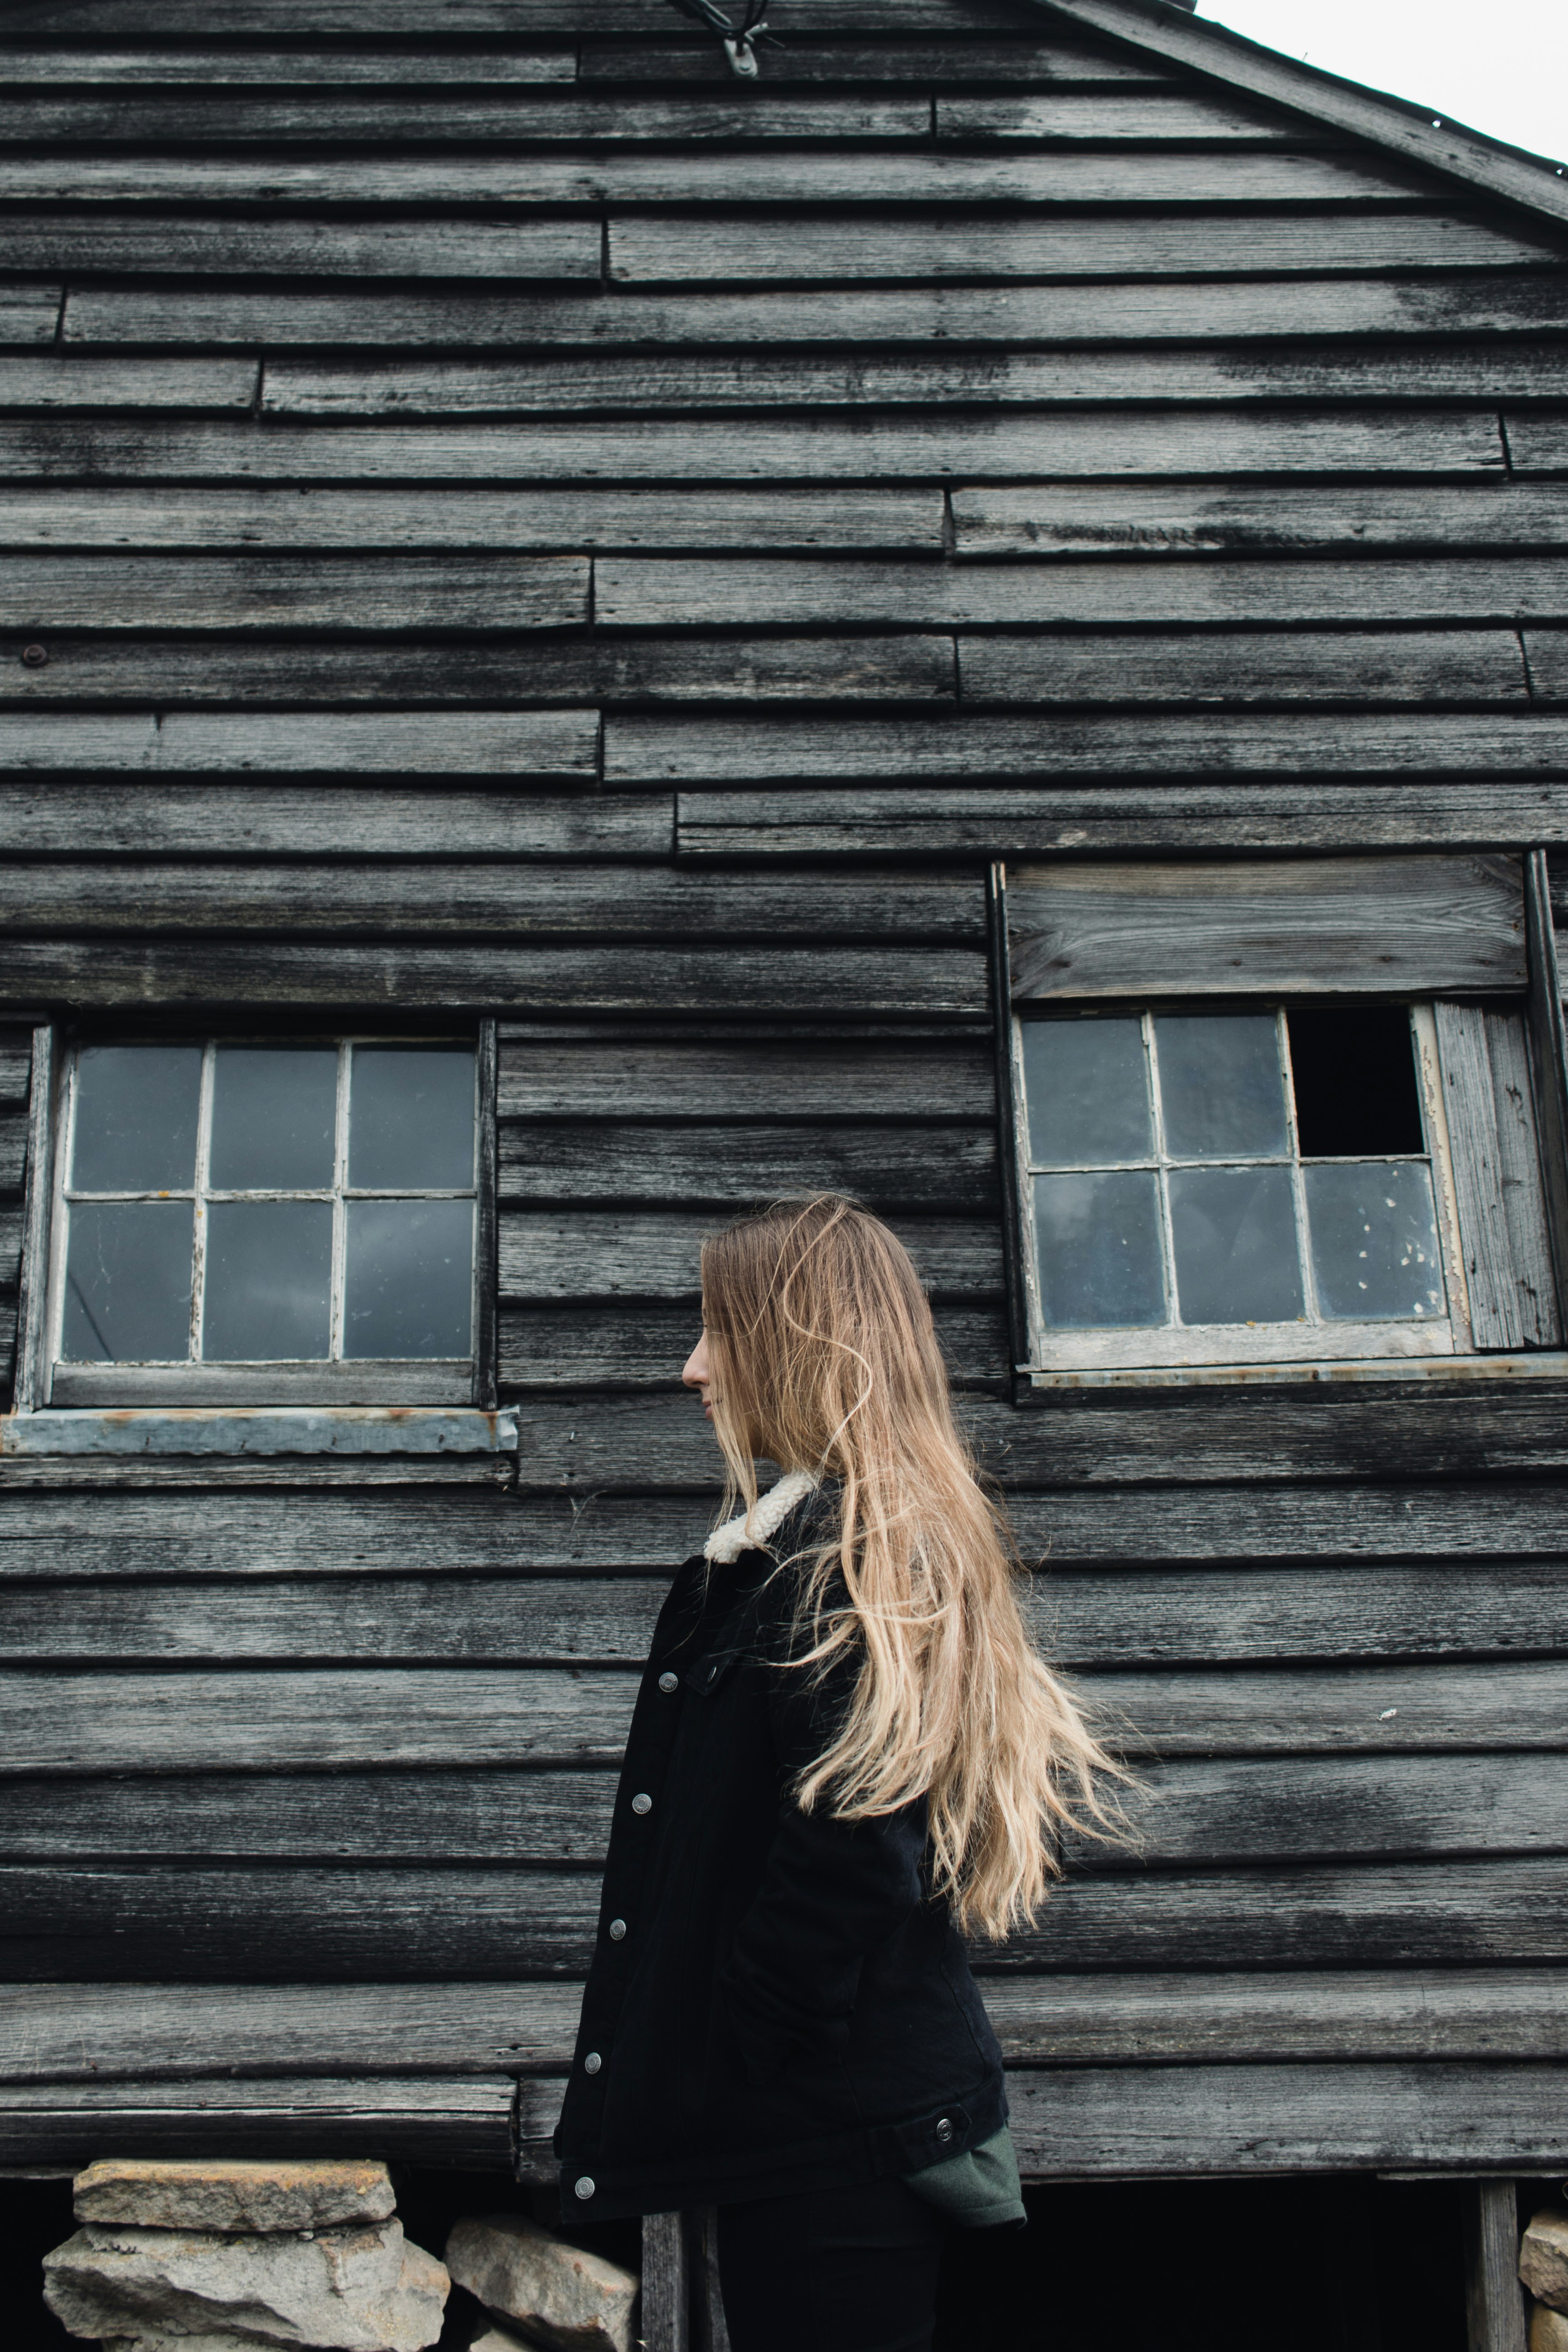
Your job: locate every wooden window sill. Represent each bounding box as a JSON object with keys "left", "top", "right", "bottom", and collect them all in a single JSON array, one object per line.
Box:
[
  {"left": 1021, "top": 1351, "right": 1568, "bottom": 1393},
  {"left": 0, "top": 1407, "right": 518, "bottom": 1459}
]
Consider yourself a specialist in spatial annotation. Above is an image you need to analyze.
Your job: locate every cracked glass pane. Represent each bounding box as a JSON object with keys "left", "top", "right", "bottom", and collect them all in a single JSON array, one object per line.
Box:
[
  {"left": 61, "top": 1201, "right": 193, "bottom": 1361},
  {"left": 210, "top": 1047, "right": 337, "bottom": 1192},
  {"left": 343, "top": 1198, "right": 474, "bottom": 1357},
  {"left": 350, "top": 1048, "right": 475, "bottom": 1191},
  {"left": 71, "top": 1045, "right": 201, "bottom": 1193},
  {"left": 1303, "top": 1162, "right": 1445, "bottom": 1320}
]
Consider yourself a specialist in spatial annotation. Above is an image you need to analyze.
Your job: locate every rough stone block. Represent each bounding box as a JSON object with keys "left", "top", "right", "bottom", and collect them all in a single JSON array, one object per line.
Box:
[
  {"left": 43, "top": 2217, "right": 448, "bottom": 2350},
  {"left": 445, "top": 2216, "right": 638, "bottom": 2352},
  {"left": 75, "top": 2159, "right": 397, "bottom": 2235},
  {"left": 1531, "top": 2304, "right": 1568, "bottom": 2352},
  {"left": 1523, "top": 2213, "right": 1568, "bottom": 2312},
  {"left": 470, "top": 2326, "right": 539, "bottom": 2352},
  {"left": 100, "top": 2336, "right": 294, "bottom": 2352}
]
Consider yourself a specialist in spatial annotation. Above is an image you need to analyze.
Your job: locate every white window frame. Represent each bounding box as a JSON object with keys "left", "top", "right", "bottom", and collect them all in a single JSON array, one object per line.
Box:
[
  {"left": 1011, "top": 999, "right": 1473, "bottom": 1376},
  {"left": 44, "top": 1030, "right": 484, "bottom": 1409}
]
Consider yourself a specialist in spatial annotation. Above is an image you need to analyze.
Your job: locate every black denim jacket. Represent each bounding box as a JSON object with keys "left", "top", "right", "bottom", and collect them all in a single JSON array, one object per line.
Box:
[{"left": 553, "top": 1493, "right": 1008, "bottom": 2223}]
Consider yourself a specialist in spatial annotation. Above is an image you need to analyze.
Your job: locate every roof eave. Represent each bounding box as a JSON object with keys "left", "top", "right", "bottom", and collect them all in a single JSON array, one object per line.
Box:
[{"left": 1029, "top": 0, "right": 1568, "bottom": 238}]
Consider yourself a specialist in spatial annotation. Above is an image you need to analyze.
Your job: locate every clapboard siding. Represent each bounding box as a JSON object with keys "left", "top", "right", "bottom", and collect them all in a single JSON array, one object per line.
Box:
[{"left": 3, "top": 0, "right": 1567, "bottom": 2171}]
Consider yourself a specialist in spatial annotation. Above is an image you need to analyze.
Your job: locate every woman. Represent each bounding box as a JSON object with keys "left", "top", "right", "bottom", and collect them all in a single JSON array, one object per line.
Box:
[{"left": 554, "top": 1195, "right": 1121, "bottom": 2352}]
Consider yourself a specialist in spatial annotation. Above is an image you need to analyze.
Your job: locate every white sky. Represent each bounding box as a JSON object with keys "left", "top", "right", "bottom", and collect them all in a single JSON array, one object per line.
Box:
[{"left": 1195, "top": 0, "right": 1568, "bottom": 170}]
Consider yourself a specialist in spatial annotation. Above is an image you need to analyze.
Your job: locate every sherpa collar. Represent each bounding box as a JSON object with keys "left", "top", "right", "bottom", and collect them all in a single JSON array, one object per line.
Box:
[{"left": 703, "top": 1468, "right": 821, "bottom": 1566}]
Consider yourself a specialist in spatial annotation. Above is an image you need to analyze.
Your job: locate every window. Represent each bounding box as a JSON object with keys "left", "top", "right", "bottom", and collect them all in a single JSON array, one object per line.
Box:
[
  {"left": 1016, "top": 1002, "right": 1460, "bottom": 1370},
  {"left": 999, "top": 854, "right": 1568, "bottom": 1383},
  {"left": 47, "top": 1036, "right": 483, "bottom": 1406}
]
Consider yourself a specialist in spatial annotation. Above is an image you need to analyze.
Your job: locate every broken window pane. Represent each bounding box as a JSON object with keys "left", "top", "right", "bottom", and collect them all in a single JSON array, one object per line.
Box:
[
  {"left": 1288, "top": 1006, "right": 1424, "bottom": 1157},
  {"left": 71, "top": 1044, "right": 201, "bottom": 1194},
  {"left": 343, "top": 1198, "right": 474, "bottom": 1357},
  {"left": 1168, "top": 1165, "right": 1304, "bottom": 1325},
  {"left": 210, "top": 1047, "right": 337, "bottom": 1192},
  {"left": 1303, "top": 1162, "right": 1445, "bottom": 1320},
  {"left": 203, "top": 1201, "right": 333, "bottom": 1360},
  {"left": 350, "top": 1047, "right": 475, "bottom": 1191},
  {"left": 1154, "top": 1013, "right": 1289, "bottom": 1160},
  {"left": 61, "top": 1201, "right": 193, "bottom": 1361},
  {"left": 1034, "top": 1169, "right": 1165, "bottom": 1329}
]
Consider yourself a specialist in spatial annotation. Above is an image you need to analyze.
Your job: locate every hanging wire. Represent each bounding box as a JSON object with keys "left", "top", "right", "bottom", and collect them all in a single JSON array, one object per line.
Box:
[{"left": 666, "top": 0, "right": 777, "bottom": 80}]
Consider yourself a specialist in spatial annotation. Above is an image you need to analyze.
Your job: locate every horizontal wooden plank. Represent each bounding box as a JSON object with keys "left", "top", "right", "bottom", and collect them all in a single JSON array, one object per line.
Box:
[
  {"left": 4, "top": 1658, "right": 1563, "bottom": 1777},
  {"left": 999, "top": 2060, "right": 1568, "bottom": 2177},
  {"left": 8, "top": 1478, "right": 1568, "bottom": 1580},
  {"left": 1, "top": 1552, "right": 1561, "bottom": 1672},
  {"left": 0, "top": 412, "right": 1504, "bottom": 482},
  {"left": 599, "top": 559, "right": 1564, "bottom": 631},
  {"left": 65, "top": 275, "right": 1568, "bottom": 350},
  {"left": 0, "top": 2, "right": 1109, "bottom": 33},
  {"left": 0, "top": 635, "right": 956, "bottom": 706},
  {"left": 500, "top": 1299, "right": 1009, "bottom": 1389},
  {"left": 610, "top": 214, "right": 1561, "bottom": 283},
  {"left": 264, "top": 348, "right": 1568, "bottom": 416},
  {"left": 12, "top": 1970, "right": 1568, "bottom": 2087},
  {"left": 0, "top": 283, "right": 64, "bottom": 345},
  {"left": 496, "top": 1122, "right": 999, "bottom": 1211},
  {"left": 676, "top": 783, "right": 1568, "bottom": 858},
  {"left": 0, "top": 357, "right": 255, "bottom": 411},
  {"left": 0, "top": 47, "right": 579, "bottom": 84},
  {"left": 0, "top": 1129, "right": 27, "bottom": 1192},
  {"left": 0, "top": 216, "right": 602, "bottom": 279},
  {"left": 500, "top": 1210, "right": 1000, "bottom": 1298},
  {"left": 633, "top": 716, "right": 1568, "bottom": 785},
  {"left": 0, "top": 554, "right": 592, "bottom": 631},
  {"left": 0, "top": 785, "right": 665, "bottom": 859},
  {"left": 4, "top": 1857, "right": 1565, "bottom": 1982},
  {"left": 932, "top": 91, "right": 1313, "bottom": 139},
  {"left": 579, "top": 36, "right": 1166, "bottom": 84},
  {"left": 953, "top": 486, "right": 1568, "bottom": 559},
  {"left": 0, "top": 1048, "right": 29, "bottom": 1107},
  {"left": 497, "top": 1038, "right": 994, "bottom": 1121},
  {"left": 0, "top": 95, "right": 936, "bottom": 141},
  {"left": 509, "top": 1383, "right": 1568, "bottom": 1492},
  {"left": 0, "top": 941, "right": 988, "bottom": 1018},
  {"left": 1006, "top": 851, "right": 1525, "bottom": 999},
  {"left": 1507, "top": 419, "right": 1568, "bottom": 475},
  {"left": 0, "top": 153, "right": 1426, "bottom": 205},
  {"left": 1528, "top": 631, "right": 1568, "bottom": 703},
  {"left": 0, "top": 486, "right": 945, "bottom": 554},
  {"left": 5, "top": 1749, "right": 1563, "bottom": 1869},
  {"left": 958, "top": 633, "right": 1530, "bottom": 705},
  {"left": 0, "top": 865, "right": 983, "bottom": 944},
  {"left": 0, "top": 2075, "right": 514, "bottom": 2168},
  {"left": 0, "top": 710, "right": 597, "bottom": 775}
]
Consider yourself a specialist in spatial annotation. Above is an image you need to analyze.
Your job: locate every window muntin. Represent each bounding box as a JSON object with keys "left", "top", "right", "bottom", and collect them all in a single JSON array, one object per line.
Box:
[
  {"left": 55, "top": 1039, "right": 477, "bottom": 1373},
  {"left": 1015, "top": 1004, "right": 1459, "bottom": 1371}
]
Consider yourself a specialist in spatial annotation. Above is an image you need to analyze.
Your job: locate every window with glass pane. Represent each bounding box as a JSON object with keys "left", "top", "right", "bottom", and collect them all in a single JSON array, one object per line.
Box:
[
  {"left": 55, "top": 1039, "right": 477, "bottom": 1383},
  {"left": 1016, "top": 1005, "right": 1457, "bottom": 1369}
]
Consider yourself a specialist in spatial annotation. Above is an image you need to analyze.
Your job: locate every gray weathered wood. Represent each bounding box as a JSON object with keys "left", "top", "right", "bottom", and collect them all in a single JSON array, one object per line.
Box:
[
  {"left": 934, "top": 90, "right": 1313, "bottom": 139},
  {"left": 0, "top": 2076, "right": 514, "bottom": 2168},
  {"left": 1466, "top": 2181, "right": 1530, "bottom": 2352},
  {"left": 610, "top": 214, "right": 1554, "bottom": 283},
  {"left": 676, "top": 784, "right": 1568, "bottom": 859},
  {"left": 0, "top": 786, "right": 665, "bottom": 859},
  {"left": 65, "top": 275, "right": 1568, "bottom": 351},
  {"left": 0, "top": 95, "right": 933, "bottom": 143},
  {"left": 1508, "top": 421, "right": 1568, "bottom": 475},
  {"left": 1528, "top": 849, "right": 1568, "bottom": 1334},
  {"left": 1483, "top": 1008, "right": 1562, "bottom": 1348},
  {"left": 0, "top": 486, "right": 944, "bottom": 554},
  {"left": 1437, "top": 1003, "right": 1531, "bottom": 1351},
  {"left": 632, "top": 718, "right": 1568, "bottom": 785},
  {"left": 0, "top": 554, "right": 591, "bottom": 631},
  {"left": 499, "top": 1210, "right": 1001, "bottom": 1298},
  {"left": 497, "top": 1123, "right": 997, "bottom": 1213},
  {"left": 0, "top": 864, "right": 981, "bottom": 944},
  {"left": 498, "top": 1040, "right": 994, "bottom": 1123},
  {"left": 0, "top": 710, "right": 597, "bottom": 775},
  {"left": 0, "top": 358, "right": 255, "bottom": 411},
  {"left": 0, "top": 46, "right": 578, "bottom": 83},
  {"left": 599, "top": 558, "right": 1561, "bottom": 630},
  {"left": 1007, "top": 854, "right": 1526, "bottom": 999},
  {"left": 265, "top": 349, "right": 1568, "bottom": 418},
  {"left": 0, "top": 284, "right": 64, "bottom": 345},
  {"left": 500, "top": 1300, "right": 1009, "bottom": 1390},
  {"left": 5, "top": 1657, "right": 1563, "bottom": 1777},
  {"left": 0, "top": 411, "right": 1503, "bottom": 482},
  {"left": 10, "top": 1027, "right": 50, "bottom": 1417},
  {"left": 642, "top": 2212, "right": 689, "bottom": 2352},
  {"left": 0, "top": 217, "right": 601, "bottom": 279},
  {"left": 577, "top": 35, "right": 1167, "bottom": 84},
  {"left": 954, "top": 486, "right": 1568, "bottom": 558},
  {"left": 6, "top": 1856, "right": 1568, "bottom": 1982},
  {"left": 0, "top": 941, "right": 988, "bottom": 1020},
  {"left": 959, "top": 633, "right": 1530, "bottom": 705},
  {"left": 1527, "top": 632, "right": 1568, "bottom": 704}
]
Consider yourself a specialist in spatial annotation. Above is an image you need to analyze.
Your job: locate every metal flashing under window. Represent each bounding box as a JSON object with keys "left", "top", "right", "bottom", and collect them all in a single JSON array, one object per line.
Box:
[{"left": 0, "top": 1408, "right": 518, "bottom": 1458}]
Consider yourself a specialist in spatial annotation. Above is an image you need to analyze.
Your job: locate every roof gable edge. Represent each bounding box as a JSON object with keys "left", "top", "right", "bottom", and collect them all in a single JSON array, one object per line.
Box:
[{"left": 1028, "top": 0, "right": 1568, "bottom": 237}]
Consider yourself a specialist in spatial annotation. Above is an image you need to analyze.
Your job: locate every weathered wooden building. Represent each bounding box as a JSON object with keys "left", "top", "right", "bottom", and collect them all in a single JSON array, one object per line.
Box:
[{"left": 1, "top": 0, "right": 1566, "bottom": 2332}]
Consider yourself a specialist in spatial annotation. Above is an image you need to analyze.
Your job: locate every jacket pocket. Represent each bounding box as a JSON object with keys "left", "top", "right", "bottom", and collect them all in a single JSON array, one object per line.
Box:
[{"left": 685, "top": 1645, "right": 745, "bottom": 1698}]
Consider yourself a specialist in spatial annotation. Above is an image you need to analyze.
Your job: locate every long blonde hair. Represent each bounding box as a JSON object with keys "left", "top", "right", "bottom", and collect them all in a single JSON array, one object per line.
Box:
[{"left": 699, "top": 1193, "right": 1126, "bottom": 1939}]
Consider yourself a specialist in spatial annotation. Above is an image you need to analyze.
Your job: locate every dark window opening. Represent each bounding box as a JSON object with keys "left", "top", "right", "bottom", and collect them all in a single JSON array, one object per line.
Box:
[{"left": 1287, "top": 1005, "right": 1425, "bottom": 1159}]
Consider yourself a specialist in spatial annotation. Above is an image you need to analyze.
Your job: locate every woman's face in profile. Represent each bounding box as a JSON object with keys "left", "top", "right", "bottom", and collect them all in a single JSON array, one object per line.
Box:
[{"left": 683, "top": 1329, "right": 714, "bottom": 1421}]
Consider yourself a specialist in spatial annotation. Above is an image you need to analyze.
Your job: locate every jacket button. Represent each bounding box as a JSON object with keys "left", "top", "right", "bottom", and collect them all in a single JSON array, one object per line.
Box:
[
  {"left": 658, "top": 1672, "right": 679, "bottom": 1694},
  {"left": 935, "top": 2117, "right": 954, "bottom": 2144},
  {"left": 631, "top": 1793, "right": 652, "bottom": 1816},
  {"left": 608, "top": 1918, "right": 626, "bottom": 1941},
  {"left": 584, "top": 2052, "right": 602, "bottom": 2076},
  {"left": 574, "top": 2177, "right": 595, "bottom": 2201}
]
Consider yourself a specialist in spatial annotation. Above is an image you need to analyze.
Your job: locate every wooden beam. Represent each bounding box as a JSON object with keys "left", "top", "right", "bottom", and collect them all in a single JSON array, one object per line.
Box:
[
  {"left": 641, "top": 2214, "right": 690, "bottom": 2352},
  {"left": 10, "top": 1026, "right": 53, "bottom": 1416},
  {"left": 1524, "top": 850, "right": 1568, "bottom": 1333},
  {"left": 1466, "top": 2180, "right": 1529, "bottom": 2352}
]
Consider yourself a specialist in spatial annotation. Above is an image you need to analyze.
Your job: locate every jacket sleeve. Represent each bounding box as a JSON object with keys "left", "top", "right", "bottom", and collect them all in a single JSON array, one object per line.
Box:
[{"left": 718, "top": 1564, "right": 930, "bottom": 2085}]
